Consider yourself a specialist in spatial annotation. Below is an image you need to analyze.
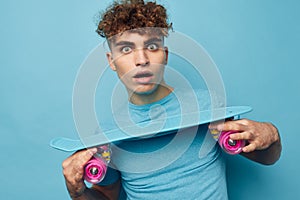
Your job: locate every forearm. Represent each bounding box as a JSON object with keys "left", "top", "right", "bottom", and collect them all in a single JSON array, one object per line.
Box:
[
  {"left": 72, "top": 187, "right": 109, "bottom": 200},
  {"left": 241, "top": 139, "right": 281, "bottom": 165}
]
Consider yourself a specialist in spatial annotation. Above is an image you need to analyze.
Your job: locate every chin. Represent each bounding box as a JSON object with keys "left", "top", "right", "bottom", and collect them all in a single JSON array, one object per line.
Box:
[{"left": 133, "top": 84, "right": 158, "bottom": 95}]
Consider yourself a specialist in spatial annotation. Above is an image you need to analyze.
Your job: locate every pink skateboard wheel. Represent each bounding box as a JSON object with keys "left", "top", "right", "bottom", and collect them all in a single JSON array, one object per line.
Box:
[
  {"left": 218, "top": 131, "right": 245, "bottom": 155},
  {"left": 84, "top": 157, "right": 107, "bottom": 184}
]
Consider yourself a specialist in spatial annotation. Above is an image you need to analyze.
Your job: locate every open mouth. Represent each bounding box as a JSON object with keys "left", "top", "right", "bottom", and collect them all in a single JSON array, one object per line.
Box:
[
  {"left": 133, "top": 71, "right": 153, "bottom": 78},
  {"left": 133, "top": 71, "right": 154, "bottom": 84}
]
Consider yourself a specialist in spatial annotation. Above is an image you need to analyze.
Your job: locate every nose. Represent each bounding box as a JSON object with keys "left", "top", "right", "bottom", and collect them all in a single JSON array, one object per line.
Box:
[{"left": 134, "top": 48, "right": 149, "bottom": 67}]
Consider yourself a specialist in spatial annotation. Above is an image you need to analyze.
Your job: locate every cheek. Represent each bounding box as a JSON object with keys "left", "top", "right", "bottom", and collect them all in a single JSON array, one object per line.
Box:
[
  {"left": 114, "top": 66, "right": 135, "bottom": 84},
  {"left": 149, "top": 52, "right": 167, "bottom": 65},
  {"left": 114, "top": 58, "right": 131, "bottom": 76},
  {"left": 152, "top": 62, "right": 165, "bottom": 75}
]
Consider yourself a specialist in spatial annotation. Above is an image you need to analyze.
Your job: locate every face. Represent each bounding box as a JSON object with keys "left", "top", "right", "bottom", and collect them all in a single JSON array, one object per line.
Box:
[{"left": 106, "top": 31, "right": 169, "bottom": 98}]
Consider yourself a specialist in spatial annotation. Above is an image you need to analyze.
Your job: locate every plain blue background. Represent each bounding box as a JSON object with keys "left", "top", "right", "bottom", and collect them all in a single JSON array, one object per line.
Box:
[{"left": 1, "top": 0, "right": 299, "bottom": 199}]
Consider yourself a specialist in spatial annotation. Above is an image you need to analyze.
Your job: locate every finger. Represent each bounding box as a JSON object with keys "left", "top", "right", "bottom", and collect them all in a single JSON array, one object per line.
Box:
[
  {"left": 63, "top": 148, "right": 97, "bottom": 172},
  {"left": 72, "top": 148, "right": 98, "bottom": 171},
  {"left": 73, "top": 166, "right": 85, "bottom": 182},
  {"left": 208, "top": 120, "right": 224, "bottom": 130},
  {"left": 62, "top": 148, "right": 97, "bottom": 168},
  {"left": 79, "top": 148, "right": 98, "bottom": 163},
  {"left": 242, "top": 143, "right": 257, "bottom": 153},
  {"left": 229, "top": 131, "right": 253, "bottom": 140},
  {"left": 215, "top": 120, "right": 246, "bottom": 132},
  {"left": 62, "top": 156, "right": 73, "bottom": 169},
  {"left": 67, "top": 148, "right": 98, "bottom": 181}
]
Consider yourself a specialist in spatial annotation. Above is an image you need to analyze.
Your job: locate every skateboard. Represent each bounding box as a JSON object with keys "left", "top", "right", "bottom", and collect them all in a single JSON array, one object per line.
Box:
[{"left": 50, "top": 106, "right": 252, "bottom": 183}]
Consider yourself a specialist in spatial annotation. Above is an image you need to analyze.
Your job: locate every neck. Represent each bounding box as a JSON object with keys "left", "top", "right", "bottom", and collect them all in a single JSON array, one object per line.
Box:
[{"left": 128, "top": 83, "right": 173, "bottom": 105}]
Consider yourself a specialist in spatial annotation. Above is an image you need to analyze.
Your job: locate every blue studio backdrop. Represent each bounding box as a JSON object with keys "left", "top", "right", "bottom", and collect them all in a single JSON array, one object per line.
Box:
[{"left": 0, "top": 0, "right": 299, "bottom": 199}]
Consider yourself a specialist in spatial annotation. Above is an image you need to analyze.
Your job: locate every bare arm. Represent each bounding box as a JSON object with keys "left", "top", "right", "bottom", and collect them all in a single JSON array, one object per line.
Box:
[
  {"left": 62, "top": 149, "right": 121, "bottom": 200},
  {"left": 70, "top": 180, "right": 121, "bottom": 200},
  {"left": 209, "top": 119, "right": 282, "bottom": 165},
  {"left": 238, "top": 122, "right": 282, "bottom": 165}
]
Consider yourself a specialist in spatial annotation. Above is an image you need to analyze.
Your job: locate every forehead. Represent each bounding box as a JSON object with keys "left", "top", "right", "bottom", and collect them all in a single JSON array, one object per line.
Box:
[{"left": 108, "top": 30, "right": 164, "bottom": 47}]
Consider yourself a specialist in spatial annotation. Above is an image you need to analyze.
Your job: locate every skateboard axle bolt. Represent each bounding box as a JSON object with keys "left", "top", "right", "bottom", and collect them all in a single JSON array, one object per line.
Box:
[
  {"left": 90, "top": 167, "right": 99, "bottom": 175},
  {"left": 228, "top": 138, "right": 236, "bottom": 146}
]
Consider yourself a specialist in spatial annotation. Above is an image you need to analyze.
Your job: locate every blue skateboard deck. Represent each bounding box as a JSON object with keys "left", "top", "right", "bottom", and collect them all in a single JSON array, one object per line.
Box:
[{"left": 50, "top": 106, "right": 252, "bottom": 152}]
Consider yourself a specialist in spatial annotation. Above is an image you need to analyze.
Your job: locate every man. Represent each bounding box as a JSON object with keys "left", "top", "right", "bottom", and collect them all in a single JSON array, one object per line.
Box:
[{"left": 62, "top": 1, "right": 282, "bottom": 199}]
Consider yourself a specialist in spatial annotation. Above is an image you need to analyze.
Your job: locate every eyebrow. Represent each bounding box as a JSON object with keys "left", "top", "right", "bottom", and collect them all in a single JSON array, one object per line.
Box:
[
  {"left": 114, "top": 37, "right": 163, "bottom": 47},
  {"left": 114, "top": 41, "right": 134, "bottom": 47},
  {"left": 144, "top": 37, "right": 163, "bottom": 45}
]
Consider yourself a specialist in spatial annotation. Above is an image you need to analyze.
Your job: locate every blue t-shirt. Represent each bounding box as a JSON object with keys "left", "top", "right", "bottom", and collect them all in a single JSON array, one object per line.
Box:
[{"left": 98, "top": 89, "right": 228, "bottom": 200}]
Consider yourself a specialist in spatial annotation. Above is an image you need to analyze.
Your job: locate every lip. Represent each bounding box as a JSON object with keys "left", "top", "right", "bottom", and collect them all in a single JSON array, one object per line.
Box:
[{"left": 133, "top": 71, "right": 154, "bottom": 84}]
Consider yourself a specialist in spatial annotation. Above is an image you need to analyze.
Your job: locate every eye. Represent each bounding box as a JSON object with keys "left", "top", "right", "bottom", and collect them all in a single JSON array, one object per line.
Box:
[
  {"left": 121, "top": 46, "right": 132, "bottom": 54},
  {"left": 147, "top": 43, "right": 159, "bottom": 51}
]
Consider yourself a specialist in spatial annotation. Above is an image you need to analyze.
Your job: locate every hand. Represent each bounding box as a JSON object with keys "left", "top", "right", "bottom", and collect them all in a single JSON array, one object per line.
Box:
[
  {"left": 62, "top": 148, "right": 98, "bottom": 198},
  {"left": 209, "top": 119, "right": 280, "bottom": 153}
]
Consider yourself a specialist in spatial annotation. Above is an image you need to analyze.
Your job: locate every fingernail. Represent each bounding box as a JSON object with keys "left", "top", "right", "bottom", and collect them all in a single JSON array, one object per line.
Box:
[
  {"left": 229, "top": 134, "right": 237, "bottom": 140},
  {"left": 216, "top": 124, "right": 223, "bottom": 130},
  {"left": 89, "top": 148, "right": 97, "bottom": 155},
  {"left": 242, "top": 147, "right": 248, "bottom": 153}
]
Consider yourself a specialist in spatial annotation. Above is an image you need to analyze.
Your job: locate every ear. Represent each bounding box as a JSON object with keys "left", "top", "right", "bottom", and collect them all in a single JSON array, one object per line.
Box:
[
  {"left": 106, "top": 52, "right": 116, "bottom": 71},
  {"left": 164, "top": 47, "right": 169, "bottom": 65}
]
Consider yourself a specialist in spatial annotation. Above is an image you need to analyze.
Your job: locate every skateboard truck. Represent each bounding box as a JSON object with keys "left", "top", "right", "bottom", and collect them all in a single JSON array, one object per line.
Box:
[
  {"left": 218, "top": 131, "right": 245, "bottom": 154},
  {"left": 84, "top": 145, "right": 111, "bottom": 184}
]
